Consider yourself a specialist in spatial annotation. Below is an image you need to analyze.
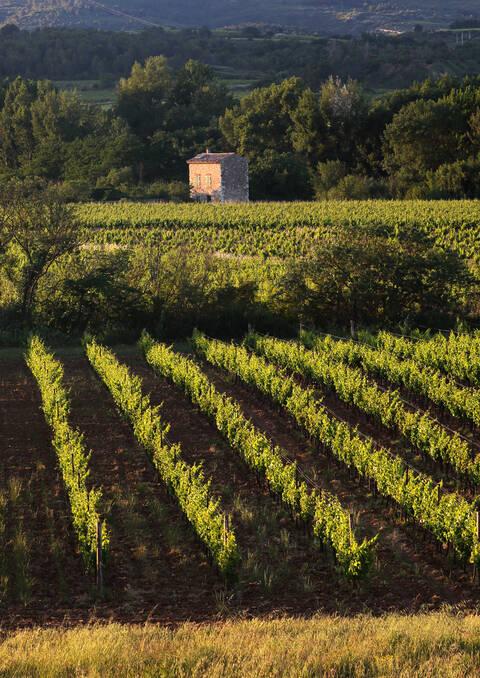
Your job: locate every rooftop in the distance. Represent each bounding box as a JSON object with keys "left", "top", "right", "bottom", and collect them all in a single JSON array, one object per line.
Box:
[{"left": 187, "top": 151, "right": 241, "bottom": 164}]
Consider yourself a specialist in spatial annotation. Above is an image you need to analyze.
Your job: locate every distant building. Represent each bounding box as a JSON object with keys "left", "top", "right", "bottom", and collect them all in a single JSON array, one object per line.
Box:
[{"left": 187, "top": 150, "right": 249, "bottom": 202}]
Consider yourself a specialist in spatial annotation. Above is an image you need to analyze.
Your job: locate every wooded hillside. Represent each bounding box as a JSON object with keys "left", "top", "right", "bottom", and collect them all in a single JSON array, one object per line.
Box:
[{"left": 0, "top": 0, "right": 479, "bottom": 33}]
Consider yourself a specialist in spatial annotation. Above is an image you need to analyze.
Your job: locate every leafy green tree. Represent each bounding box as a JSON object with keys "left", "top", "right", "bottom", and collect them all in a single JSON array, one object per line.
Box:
[
  {"left": 220, "top": 77, "right": 306, "bottom": 158},
  {"left": 39, "top": 250, "right": 147, "bottom": 340},
  {"left": 166, "top": 60, "right": 233, "bottom": 131},
  {"left": 290, "top": 88, "right": 328, "bottom": 169},
  {"left": 115, "top": 56, "right": 173, "bottom": 139},
  {"left": 0, "top": 77, "right": 38, "bottom": 169},
  {"left": 383, "top": 97, "right": 471, "bottom": 194},
  {"left": 318, "top": 76, "right": 368, "bottom": 166},
  {"left": 249, "top": 150, "right": 312, "bottom": 201},
  {"left": 278, "top": 223, "right": 474, "bottom": 327},
  {"left": 116, "top": 57, "right": 233, "bottom": 181},
  {"left": 421, "top": 157, "right": 480, "bottom": 199},
  {"left": 312, "top": 160, "right": 347, "bottom": 199},
  {"left": 0, "top": 181, "right": 82, "bottom": 325}
]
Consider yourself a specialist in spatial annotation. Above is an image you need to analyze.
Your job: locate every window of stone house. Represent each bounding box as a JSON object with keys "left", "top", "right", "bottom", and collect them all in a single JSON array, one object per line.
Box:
[
  {"left": 206, "top": 174, "right": 212, "bottom": 187},
  {"left": 195, "top": 174, "right": 201, "bottom": 187}
]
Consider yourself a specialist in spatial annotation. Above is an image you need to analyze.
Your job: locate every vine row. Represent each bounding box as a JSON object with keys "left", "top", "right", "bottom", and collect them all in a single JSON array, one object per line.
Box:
[
  {"left": 300, "top": 331, "right": 480, "bottom": 428},
  {"left": 374, "top": 330, "right": 480, "bottom": 387},
  {"left": 191, "top": 331, "right": 480, "bottom": 566},
  {"left": 25, "top": 336, "right": 108, "bottom": 571},
  {"left": 245, "top": 332, "right": 480, "bottom": 485},
  {"left": 139, "top": 332, "right": 375, "bottom": 580},
  {"left": 84, "top": 338, "right": 239, "bottom": 578}
]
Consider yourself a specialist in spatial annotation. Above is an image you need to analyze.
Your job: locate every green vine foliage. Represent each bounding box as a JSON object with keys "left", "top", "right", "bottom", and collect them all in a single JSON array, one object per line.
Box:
[
  {"left": 139, "top": 331, "right": 375, "bottom": 581},
  {"left": 25, "top": 336, "right": 108, "bottom": 571},
  {"left": 191, "top": 331, "right": 480, "bottom": 567},
  {"left": 374, "top": 330, "right": 480, "bottom": 387},
  {"left": 84, "top": 338, "right": 239, "bottom": 579},
  {"left": 300, "top": 331, "right": 480, "bottom": 428},
  {"left": 245, "top": 332, "right": 480, "bottom": 485}
]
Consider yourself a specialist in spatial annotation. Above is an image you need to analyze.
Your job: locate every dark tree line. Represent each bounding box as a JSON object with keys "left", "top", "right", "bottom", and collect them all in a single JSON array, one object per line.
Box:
[
  {"left": 2, "top": 55, "right": 480, "bottom": 199},
  {"left": 0, "top": 57, "right": 232, "bottom": 199},
  {"left": 221, "top": 74, "right": 480, "bottom": 199},
  {"left": 2, "top": 24, "right": 480, "bottom": 92}
]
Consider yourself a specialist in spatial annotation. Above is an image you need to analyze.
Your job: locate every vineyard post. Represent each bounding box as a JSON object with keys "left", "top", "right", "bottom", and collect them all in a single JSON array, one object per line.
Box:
[
  {"left": 53, "top": 388, "right": 59, "bottom": 419},
  {"left": 299, "top": 322, "right": 303, "bottom": 336},
  {"left": 96, "top": 518, "right": 104, "bottom": 597},
  {"left": 348, "top": 513, "right": 354, "bottom": 535},
  {"left": 350, "top": 320, "right": 355, "bottom": 338},
  {"left": 475, "top": 511, "right": 480, "bottom": 583},
  {"left": 223, "top": 514, "right": 229, "bottom": 548}
]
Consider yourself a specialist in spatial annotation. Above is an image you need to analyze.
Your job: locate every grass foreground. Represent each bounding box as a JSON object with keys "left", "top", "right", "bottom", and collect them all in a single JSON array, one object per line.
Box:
[{"left": 2, "top": 612, "right": 480, "bottom": 677}]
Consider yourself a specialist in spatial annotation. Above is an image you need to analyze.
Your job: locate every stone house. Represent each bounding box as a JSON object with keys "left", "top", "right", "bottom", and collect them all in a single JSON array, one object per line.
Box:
[{"left": 187, "top": 150, "right": 249, "bottom": 202}]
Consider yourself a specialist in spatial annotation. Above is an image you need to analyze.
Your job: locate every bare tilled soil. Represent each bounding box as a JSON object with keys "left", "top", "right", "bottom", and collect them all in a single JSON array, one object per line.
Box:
[{"left": 1, "top": 348, "right": 480, "bottom": 629}]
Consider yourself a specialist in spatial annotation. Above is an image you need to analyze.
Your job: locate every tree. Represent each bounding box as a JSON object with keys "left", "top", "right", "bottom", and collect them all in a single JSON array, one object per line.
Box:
[
  {"left": 383, "top": 97, "right": 468, "bottom": 193},
  {"left": 220, "top": 77, "right": 306, "bottom": 159},
  {"left": 220, "top": 78, "right": 310, "bottom": 198},
  {"left": 115, "top": 57, "right": 232, "bottom": 182},
  {"left": 278, "top": 222, "right": 474, "bottom": 327},
  {"left": 290, "top": 88, "right": 328, "bottom": 169},
  {"left": 0, "top": 181, "right": 83, "bottom": 325},
  {"left": 115, "top": 56, "right": 173, "bottom": 139},
  {"left": 312, "top": 159, "right": 346, "bottom": 199},
  {"left": 318, "top": 75, "right": 368, "bottom": 165},
  {"left": 249, "top": 150, "right": 312, "bottom": 201}
]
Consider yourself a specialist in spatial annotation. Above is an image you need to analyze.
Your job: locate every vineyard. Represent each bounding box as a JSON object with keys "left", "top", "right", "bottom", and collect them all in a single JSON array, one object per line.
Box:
[
  {"left": 77, "top": 200, "right": 480, "bottom": 267},
  {"left": 2, "top": 327, "right": 480, "bottom": 626}
]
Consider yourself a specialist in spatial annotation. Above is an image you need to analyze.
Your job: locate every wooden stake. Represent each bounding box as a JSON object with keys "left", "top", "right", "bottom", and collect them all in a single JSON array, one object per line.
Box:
[
  {"left": 223, "top": 514, "right": 229, "bottom": 547},
  {"left": 96, "top": 519, "right": 104, "bottom": 597},
  {"left": 348, "top": 513, "right": 354, "bottom": 534}
]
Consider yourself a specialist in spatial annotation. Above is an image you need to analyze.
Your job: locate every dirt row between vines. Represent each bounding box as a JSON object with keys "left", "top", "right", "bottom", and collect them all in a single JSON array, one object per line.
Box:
[{"left": 0, "top": 348, "right": 479, "bottom": 629}]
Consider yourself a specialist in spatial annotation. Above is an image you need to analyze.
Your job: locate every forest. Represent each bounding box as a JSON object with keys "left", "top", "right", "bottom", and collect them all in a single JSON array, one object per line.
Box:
[
  {"left": 1, "top": 24, "right": 480, "bottom": 91},
  {"left": 2, "top": 55, "right": 480, "bottom": 201}
]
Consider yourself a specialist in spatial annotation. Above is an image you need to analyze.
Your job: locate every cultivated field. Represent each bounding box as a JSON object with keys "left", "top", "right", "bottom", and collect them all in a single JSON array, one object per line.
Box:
[
  {"left": 3, "top": 328, "right": 480, "bottom": 631},
  {"left": 77, "top": 200, "right": 480, "bottom": 266}
]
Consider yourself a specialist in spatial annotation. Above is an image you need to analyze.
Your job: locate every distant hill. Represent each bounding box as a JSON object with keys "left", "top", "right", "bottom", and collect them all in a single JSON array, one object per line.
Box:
[{"left": 0, "top": 0, "right": 479, "bottom": 34}]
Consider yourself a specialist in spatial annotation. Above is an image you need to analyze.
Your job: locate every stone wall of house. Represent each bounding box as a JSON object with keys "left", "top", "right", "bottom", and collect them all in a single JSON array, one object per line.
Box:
[
  {"left": 189, "top": 162, "right": 222, "bottom": 201},
  {"left": 221, "top": 156, "right": 249, "bottom": 202}
]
